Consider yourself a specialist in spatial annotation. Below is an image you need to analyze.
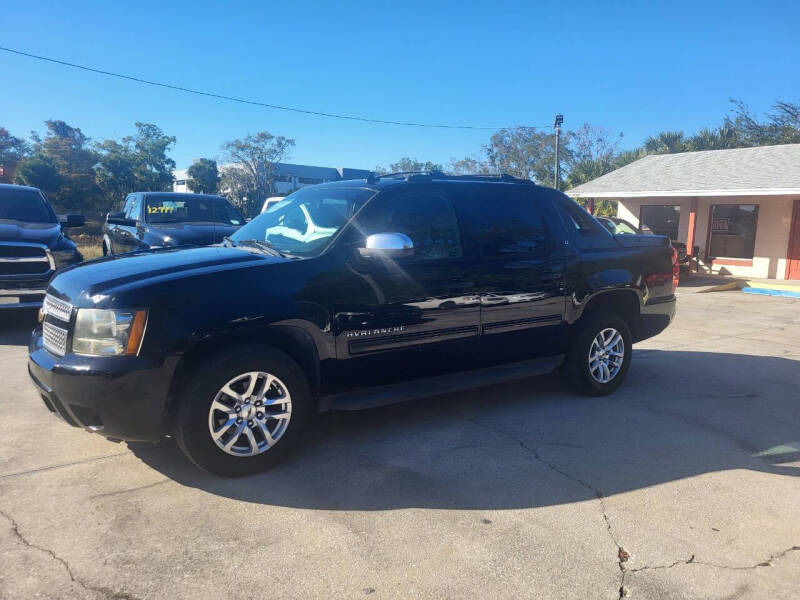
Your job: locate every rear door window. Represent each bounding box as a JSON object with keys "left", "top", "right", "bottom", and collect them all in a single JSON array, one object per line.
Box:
[{"left": 477, "top": 187, "right": 551, "bottom": 259}]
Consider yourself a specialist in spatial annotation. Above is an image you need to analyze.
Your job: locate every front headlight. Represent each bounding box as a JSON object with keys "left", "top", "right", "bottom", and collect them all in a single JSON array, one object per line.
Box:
[{"left": 73, "top": 309, "right": 147, "bottom": 356}]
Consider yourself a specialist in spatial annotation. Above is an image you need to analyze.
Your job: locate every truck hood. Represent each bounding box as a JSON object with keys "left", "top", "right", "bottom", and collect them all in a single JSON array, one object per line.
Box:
[
  {"left": 49, "top": 245, "right": 288, "bottom": 303},
  {"left": 0, "top": 220, "right": 62, "bottom": 247},
  {"left": 147, "top": 222, "right": 241, "bottom": 246}
]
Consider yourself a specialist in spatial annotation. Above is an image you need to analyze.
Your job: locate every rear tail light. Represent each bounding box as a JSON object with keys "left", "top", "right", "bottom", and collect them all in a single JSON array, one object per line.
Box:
[{"left": 671, "top": 245, "right": 680, "bottom": 293}]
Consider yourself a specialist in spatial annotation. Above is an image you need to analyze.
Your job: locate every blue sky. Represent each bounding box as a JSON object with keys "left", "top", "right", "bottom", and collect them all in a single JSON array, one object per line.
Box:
[{"left": 2, "top": 0, "right": 799, "bottom": 171}]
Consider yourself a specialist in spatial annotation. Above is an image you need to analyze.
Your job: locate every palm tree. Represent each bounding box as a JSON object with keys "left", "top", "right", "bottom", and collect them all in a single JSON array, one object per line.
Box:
[{"left": 643, "top": 131, "right": 687, "bottom": 154}]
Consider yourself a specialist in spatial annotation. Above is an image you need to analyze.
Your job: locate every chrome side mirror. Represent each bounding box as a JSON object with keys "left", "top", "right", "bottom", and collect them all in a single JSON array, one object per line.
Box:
[{"left": 358, "top": 232, "right": 414, "bottom": 259}]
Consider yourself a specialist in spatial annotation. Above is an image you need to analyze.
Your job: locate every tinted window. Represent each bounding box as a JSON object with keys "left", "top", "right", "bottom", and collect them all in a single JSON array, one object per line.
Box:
[
  {"left": 213, "top": 201, "right": 244, "bottom": 226},
  {"left": 597, "top": 217, "right": 616, "bottom": 234},
  {"left": 556, "top": 195, "right": 608, "bottom": 235},
  {"left": 479, "top": 188, "right": 549, "bottom": 258},
  {"left": 0, "top": 188, "right": 56, "bottom": 223},
  {"left": 356, "top": 190, "right": 463, "bottom": 260}
]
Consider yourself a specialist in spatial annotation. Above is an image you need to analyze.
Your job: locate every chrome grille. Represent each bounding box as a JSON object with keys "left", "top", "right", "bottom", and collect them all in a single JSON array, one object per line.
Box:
[
  {"left": 43, "top": 322, "right": 68, "bottom": 357},
  {"left": 43, "top": 294, "right": 73, "bottom": 322},
  {"left": 0, "top": 243, "right": 53, "bottom": 276}
]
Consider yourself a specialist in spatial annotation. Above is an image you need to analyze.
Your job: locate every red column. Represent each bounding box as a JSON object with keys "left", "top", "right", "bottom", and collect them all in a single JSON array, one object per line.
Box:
[
  {"left": 686, "top": 198, "right": 698, "bottom": 272},
  {"left": 587, "top": 198, "right": 595, "bottom": 215}
]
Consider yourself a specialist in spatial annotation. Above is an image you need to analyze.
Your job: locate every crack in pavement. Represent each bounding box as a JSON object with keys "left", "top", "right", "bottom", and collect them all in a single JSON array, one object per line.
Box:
[
  {"left": 629, "top": 546, "right": 800, "bottom": 574},
  {"left": 0, "top": 450, "right": 131, "bottom": 480},
  {"left": 88, "top": 478, "right": 170, "bottom": 500},
  {"left": 445, "top": 410, "right": 800, "bottom": 597},
  {"left": 0, "top": 508, "right": 143, "bottom": 600},
  {"left": 449, "top": 409, "right": 630, "bottom": 598}
]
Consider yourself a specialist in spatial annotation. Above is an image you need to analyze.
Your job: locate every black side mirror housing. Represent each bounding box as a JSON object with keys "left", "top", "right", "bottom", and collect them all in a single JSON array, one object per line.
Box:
[
  {"left": 106, "top": 212, "right": 137, "bottom": 227},
  {"left": 59, "top": 214, "right": 86, "bottom": 228}
]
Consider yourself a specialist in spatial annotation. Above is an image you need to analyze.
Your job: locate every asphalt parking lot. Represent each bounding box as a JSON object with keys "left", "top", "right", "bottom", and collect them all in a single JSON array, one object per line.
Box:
[{"left": 1, "top": 289, "right": 799, "bottom": 600}]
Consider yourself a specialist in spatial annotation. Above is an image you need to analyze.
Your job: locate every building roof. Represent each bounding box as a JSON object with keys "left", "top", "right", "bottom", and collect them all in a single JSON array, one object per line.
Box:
[{"left": 568, "top": 143, "right": 800, "bottom": 198}]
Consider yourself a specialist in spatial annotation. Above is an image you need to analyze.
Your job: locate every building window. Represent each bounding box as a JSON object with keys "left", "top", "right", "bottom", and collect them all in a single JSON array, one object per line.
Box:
[
  {"left": 275, "top": 175, "right": 293, "bottom": 183},
  {"left": 640, "top": 205, "right": 680, "bottom": 240},
  {"left": 708, "top": 204, "right": 759, "bottom": 259},
  {"left": 298, "top": 177, "right": 323, "bottom": 185},
  {"left": 175, "top": 179, "right": 186, "bottom": 186}
]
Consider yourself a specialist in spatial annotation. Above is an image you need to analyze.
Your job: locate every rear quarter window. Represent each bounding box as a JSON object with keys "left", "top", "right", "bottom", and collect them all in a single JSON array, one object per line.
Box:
[{"left": 553, "top": 193, "right": 618, "bottom": 250}]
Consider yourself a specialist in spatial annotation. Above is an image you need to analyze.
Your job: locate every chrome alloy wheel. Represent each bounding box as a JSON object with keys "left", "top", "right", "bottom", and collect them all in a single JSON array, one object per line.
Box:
[
  {"left": 208, "top": 371, "right": 292, "bottom": 457},
  {"left": 588, "top": 328, "right": 625, "bottom": 384}
]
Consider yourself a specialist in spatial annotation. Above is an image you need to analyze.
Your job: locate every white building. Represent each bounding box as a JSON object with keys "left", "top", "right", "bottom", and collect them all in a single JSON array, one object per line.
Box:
[
  {"left": 173, "top": 162, "right": 371, "bottom": 195},
  {"left": 568, "top": 144, "right": 800, "bottom": 280}
]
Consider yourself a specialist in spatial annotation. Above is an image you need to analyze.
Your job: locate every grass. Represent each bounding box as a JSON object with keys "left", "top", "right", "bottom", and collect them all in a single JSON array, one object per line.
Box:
[
  {"left": 76, "top": 239, "right": 104, "bottom": 260},
  {"left": 70, "top": 221, "right": 104, "bottom": 261}
]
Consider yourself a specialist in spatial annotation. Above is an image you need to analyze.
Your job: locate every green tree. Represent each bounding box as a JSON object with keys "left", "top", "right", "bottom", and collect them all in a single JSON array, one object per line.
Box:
[
  {"left": 187, "top": 158, "right": 220, "bottom": 194},
  {"left": 93, "top": 139, "right": 138, "bottom": 210},
  {"left": 375, "top": 157, "right": 445, "bottom": 174},
  {"left": 643, "top": 130, "right": 688, "bottom": 154},
  {"left": 19, "top": 120, "right": 102, "bottom": 214},
  {"left": 125, "top": 122, "right": 176, "bottom": 192},
  {"left": 0, "top": 127, "right": 28, "bottom": 182},
  {"left": 447, "top": 155, "right": 491, "bottom": 174},
  {"left": 220, "top": 131, "right": 295, "bottom": 216},
  {"left": 483, "top": 127, "right": 569, "bottom": 186},
  {"left": 15, "top": 155, "right": 61, "bottom": 197}
]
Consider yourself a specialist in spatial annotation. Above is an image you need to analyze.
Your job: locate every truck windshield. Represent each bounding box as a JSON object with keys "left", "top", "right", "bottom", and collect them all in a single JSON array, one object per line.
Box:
[
  {"left": 231, "top": 186, "right": 376, "bottom": 257},
  {"left": 145, "top": 195, "right": 244, "bottom": 225},
  {"left": 0, "top": 188, "right": 57, "bottom": 223}
]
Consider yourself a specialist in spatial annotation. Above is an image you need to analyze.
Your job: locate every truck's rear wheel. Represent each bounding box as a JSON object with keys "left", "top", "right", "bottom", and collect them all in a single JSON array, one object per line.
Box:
[
  {"left": 562, "top": 312, "right": 632, "bottom": 396},
  {"left": 174, "top": 346, "right": 313, "bottom": 476}
]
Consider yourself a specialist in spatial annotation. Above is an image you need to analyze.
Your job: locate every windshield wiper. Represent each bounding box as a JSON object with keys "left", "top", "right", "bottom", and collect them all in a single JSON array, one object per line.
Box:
[
  {"left": 235, "top": 238, "right": 287, "bottom": 258},
  {"left": 222, "top": 235, "right": 236, "bottom": 247}
]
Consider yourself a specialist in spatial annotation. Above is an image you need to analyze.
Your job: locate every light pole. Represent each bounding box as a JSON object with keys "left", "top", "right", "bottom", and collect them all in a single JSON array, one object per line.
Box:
[{"left": 553, "top": 114, "right": 563, "bottom": 190}]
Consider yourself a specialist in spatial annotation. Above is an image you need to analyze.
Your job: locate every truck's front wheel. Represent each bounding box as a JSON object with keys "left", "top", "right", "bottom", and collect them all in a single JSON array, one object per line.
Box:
[
  {"left": 174, "top": 346, "right": 313, "bottom": 476},
  {"left": 562, "top": 312, "right": 632, "bottom": 396}
]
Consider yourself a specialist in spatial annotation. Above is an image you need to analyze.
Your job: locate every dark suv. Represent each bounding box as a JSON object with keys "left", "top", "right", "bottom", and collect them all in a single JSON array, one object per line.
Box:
[
  {"left": 29, "top": 173, "right": 677, "bottom": 476},
  {"left": 102, "top": 192, "right": 245, "bottom": 255},
  {"left": 0, "top": 183, "right": 83, "bottom": 309}
]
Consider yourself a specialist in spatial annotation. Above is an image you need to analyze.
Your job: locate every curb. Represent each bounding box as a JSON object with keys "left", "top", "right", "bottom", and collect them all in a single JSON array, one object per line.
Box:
[{"left": 743, "top": 287, "right": 800, "bottom": 298}]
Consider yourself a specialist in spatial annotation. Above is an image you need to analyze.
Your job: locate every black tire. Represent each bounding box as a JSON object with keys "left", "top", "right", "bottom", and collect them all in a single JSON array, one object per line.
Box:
[
  {"left": 174, "top": 345, "right": 313, "bottom": 476},
  {"left": 561, "top": 311, "right": 632, "bottom": 396}
]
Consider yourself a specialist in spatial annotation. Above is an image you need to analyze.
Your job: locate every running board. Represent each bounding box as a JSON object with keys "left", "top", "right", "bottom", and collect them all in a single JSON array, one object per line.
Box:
[{"left": 318, "top": 354, "right": 564, "bottom": 412}]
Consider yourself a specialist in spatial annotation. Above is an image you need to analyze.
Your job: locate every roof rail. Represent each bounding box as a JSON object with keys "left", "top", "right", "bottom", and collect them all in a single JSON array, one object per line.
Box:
[
  {"left": 435, "top": 173, "right": 532, "bottom": 184},
  {"left": 373, "top": 171, "right": 533, "bottom": 184},
  {"left": 375, "top": 170, "right": 446, "bottom": 180}
]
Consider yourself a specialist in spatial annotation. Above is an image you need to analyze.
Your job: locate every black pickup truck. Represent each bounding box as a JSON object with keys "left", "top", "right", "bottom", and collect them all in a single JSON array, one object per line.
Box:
[
  {"left": 29, "top": 173, "right": 677, "bottom": 476},
  {"left": 102, "top": 192, "right": 244, "bottom": 255},
  {"left": 1, "top": 183, "right": 84, "bottom": 309}
]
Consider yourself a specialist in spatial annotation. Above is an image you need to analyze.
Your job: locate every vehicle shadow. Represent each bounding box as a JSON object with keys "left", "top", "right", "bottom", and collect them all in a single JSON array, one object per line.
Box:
[
  {"left": 0, "top": 309, "right": 39, "bottom": 346},
  {"left": 130, "top": 349, "right": 800, "bottom": 510}
]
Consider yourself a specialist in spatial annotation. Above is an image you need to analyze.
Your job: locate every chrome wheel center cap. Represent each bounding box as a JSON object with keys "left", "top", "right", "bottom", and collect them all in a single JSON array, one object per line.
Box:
[{"left": 240, "top": 402, "right": 256, "bottom": 420}]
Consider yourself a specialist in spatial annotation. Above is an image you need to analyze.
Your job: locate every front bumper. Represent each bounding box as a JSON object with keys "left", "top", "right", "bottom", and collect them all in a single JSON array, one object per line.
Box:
[
  {"left": 634, "top": 296, "right": 676, "bottom": 342},
  {"left": 28, "top": 327, "right": 176, "bottom": 441},
  {"left": 0, "top": 278, "right": 49, "bottom": 309}
]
